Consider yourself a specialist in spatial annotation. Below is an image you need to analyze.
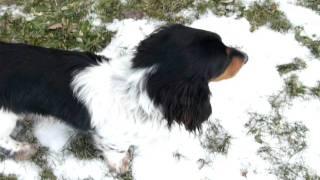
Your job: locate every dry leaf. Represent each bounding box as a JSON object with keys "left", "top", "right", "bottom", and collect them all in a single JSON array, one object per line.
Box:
[{"left": 48, "top": 23, "right": 63, "bottom": 30}]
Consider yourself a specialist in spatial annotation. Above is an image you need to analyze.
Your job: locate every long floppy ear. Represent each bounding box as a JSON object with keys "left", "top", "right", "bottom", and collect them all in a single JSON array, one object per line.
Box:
[{"left": 146, "top": 76, "right": 212, "bottom": 132}]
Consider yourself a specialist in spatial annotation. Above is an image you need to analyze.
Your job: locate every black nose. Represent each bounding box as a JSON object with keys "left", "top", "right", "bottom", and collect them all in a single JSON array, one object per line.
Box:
[
  {"left": 242, "top": 52, "right": 249, "bottom": 64},
  {"left": 229, "top": 48, "right": 249, "bottom": 64}
]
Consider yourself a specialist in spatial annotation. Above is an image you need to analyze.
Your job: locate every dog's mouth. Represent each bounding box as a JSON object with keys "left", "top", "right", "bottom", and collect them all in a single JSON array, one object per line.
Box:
[{"left": 213, "top": 47, "right": 248, "bottom": 82}]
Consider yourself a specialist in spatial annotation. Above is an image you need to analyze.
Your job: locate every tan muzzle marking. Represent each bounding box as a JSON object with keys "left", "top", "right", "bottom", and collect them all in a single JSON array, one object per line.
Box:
[{"left": 212, "top": 56, "right": 245, "bottom": 82}]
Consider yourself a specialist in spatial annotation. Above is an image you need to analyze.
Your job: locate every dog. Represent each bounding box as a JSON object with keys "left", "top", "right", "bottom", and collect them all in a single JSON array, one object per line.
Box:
[{"left": 0, "top": 24, "right": 248, "bottom": 179}]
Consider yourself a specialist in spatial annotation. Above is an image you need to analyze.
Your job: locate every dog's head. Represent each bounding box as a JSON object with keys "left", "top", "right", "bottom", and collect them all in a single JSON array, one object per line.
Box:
[{"left": 132, "top": 24, "right": 248, "bottom": 131}]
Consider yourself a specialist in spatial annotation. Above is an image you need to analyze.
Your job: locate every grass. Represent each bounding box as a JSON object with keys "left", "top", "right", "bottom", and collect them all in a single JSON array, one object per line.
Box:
[
  {"left": 276, "top": 57, "right": 307, "bottom": 76},
  {"left": 297, "top": 0, "right": 320, "bottom": 15},
  {"left": 40, "top": 169, "right": 57, "bottom": 180},
  {"left": 66, "top": 133, "right": 101, "bottom": 160},
  {"left": 245, "top": 51, "right": 320, "bottom": 179},
  {"left": 2, "top": 0, "right": 235, "bottom": 50},
  {"left": 246, "top": 98, "right": 312, "bottom": 179},
  {"left": 242, "top": 0, "right": 319, "bottom": 60},
  {"left": 294, "top": 26, "right": 320, "bottom": 58},
  {"left": 31, "top": 147, "right": 48, "bottom": 168},
  {"left": 0, "top": 0, "right": 113, "bottom": 52},
  {"left": 284, "top": 74, "right": 307, "bottom": 98},
  {"left": 66, "top": 133, "right": 134, "bottom": 179},
  {"left": 96, "top": 0, "right": 195, "bottom": 23},
  {"left": 245, "top": 56, "right": 320, "bottom": 179},
  {"left": 125, "top": 0, "right": 194, "bottom": 23},
  {"left": 0, "top": 0, "right": 15, "bottom": 5},
  {"left": 11, "top": 120, "right": 37, "bottom": 143},
  {"left": 10, "top": 120, "right": 58, "bottom": 180},
  {"left": 4, "top": 119, "right": 57, "bottom": 179},
  {"left": 201, "top": 121, "right": 232, "bottom": 155},
  {"left": 310, "top": 81, "right": 320, "bottom": 97},
  {"left": 31, "top": 147, "right": 57, "bottom": 180},
  {"left": 196, "top": 0, "right": 245, "bottom": 17},
  {"left": 246, "top": 110, "right": 306, "bottom": 150},
  {"left": 95, "top": 0, "right": 122, "bottom": 22},
  {"left": 0, "top": 174, "right": 18, "bottom": 180},
  {"left": 277, "top": 59, "right": 320, "bottom": 98},
  {"left": 119, "top": 168, "right": 133, "bottom": 180},
  {"left": 244, "top": 0, "right": 292, "bottom": 32},
  {"left": 96, "top": 0, "right": 245, "bottom": 24}
]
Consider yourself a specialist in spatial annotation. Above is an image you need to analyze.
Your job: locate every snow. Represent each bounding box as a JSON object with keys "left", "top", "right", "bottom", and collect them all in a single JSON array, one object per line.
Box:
[
  {"left": 1, "top": 1, "right": 320, "bottom": 179},
  {"left": 0, "top": 5, "right": 24, "bottom": 16},
  {"left": 0, "top": 5, "right": 34, "bottom": 20},
  {"left": 283, "top": 99, "right": 320, "bottom": 174},
  {"left": 0, "top": 160, "right": 40, "bottom": 179},
  {"left": 47, "top": 154, "right": 113, "bottom": 180},
  {"left": 243, "top": 0, "right": 320, "bottom": 39},
  {"left": 33, "top": 118, "right": 74, "bottom": 152},
  {"left": 278, "top": 2, "right": 320, "bottom": 39}
]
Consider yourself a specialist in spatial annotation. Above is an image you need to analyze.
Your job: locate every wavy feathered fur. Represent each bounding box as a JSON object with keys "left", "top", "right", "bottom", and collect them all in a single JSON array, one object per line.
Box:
[{"left": 0, "top": 24, "right": 240, "bottom": 179}]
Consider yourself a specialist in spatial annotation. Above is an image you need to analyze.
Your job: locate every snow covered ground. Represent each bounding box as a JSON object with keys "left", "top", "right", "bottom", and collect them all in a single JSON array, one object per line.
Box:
[{"left": 0, "top": 0, "right": 319, "bottom": 179}]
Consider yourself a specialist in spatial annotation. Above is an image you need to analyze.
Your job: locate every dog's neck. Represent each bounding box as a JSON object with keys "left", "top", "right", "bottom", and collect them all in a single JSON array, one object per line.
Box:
[
  {"left": 112, "top": 60, "right": 164, "bottom": 124},
  {"left": 72, "top": 55, "right": 165, "bottom": 129}
]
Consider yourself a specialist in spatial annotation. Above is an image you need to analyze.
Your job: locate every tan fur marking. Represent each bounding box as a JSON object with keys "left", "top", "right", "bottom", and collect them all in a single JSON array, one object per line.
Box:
[{"left": 213, "top": 57, "right": 245, "bottom": 82}]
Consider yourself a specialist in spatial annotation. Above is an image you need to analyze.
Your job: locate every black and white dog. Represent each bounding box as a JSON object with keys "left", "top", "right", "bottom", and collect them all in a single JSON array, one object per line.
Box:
[{"left": 0, "top": 24, "right": 247, "bottom": 179}]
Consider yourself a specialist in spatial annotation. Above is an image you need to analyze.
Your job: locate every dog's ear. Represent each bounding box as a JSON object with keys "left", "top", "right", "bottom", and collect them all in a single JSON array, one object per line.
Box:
[{"left": 147, "top": 76, "right": 212, "bottom": 132}]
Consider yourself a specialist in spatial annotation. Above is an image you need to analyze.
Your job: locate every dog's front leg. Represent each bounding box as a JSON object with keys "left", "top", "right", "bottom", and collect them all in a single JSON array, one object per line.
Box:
[{"left": 93, "top": 134, "right": 135, "bottom": 175}]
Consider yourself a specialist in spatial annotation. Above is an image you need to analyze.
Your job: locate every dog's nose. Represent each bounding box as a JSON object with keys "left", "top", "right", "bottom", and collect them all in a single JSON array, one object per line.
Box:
[
  {"left": 242, "top": 52, "right": 249, "bottom": 64},
  {"left": 228, "top": 48, "right": 249, "bottom": 64}
]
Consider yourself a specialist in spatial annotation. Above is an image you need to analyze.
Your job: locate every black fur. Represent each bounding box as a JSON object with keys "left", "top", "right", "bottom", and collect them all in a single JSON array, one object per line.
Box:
[
  {"left": 0, "top": 42, "right": 105, "bottom": 131},
  {"left": 133, "top": 24, "right": 231, "bottom": 131},
  {"left": 0, "top": 24, "right": 236, "bottom": 132}
]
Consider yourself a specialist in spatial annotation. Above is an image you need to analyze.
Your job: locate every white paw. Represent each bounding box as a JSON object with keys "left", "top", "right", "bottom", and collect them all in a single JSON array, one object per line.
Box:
[
  {"left": 13, "top": 143, "right": 39, "bottom": 160},
  {"left": 106, "top": 145, "right": 136, "bottom": 175},
  {"left": 0, "top": 141, "right": 39, "bottom": 161}
]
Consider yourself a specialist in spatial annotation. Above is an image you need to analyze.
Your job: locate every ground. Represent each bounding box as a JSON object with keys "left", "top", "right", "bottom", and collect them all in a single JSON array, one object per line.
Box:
[{"left": 0, "top": 0, "right": 320, "bottom": 179}]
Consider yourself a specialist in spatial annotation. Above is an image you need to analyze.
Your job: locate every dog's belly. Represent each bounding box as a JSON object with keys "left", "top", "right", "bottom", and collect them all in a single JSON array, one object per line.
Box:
[{"left": 95, "top": 118, "right": 204, "bottom": 156}]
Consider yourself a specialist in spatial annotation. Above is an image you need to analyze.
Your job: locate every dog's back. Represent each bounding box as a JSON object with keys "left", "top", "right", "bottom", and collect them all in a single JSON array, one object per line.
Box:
[{"left": 0, "top": 42, "right": 101, "bottom": 130}]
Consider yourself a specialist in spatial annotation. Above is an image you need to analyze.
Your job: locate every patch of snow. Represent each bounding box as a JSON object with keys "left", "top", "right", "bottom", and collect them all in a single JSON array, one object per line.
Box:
[
  {"left": 47, "top": 153, "right": 112, "bottom": 180},
  {"left": 278, "top": 2, "right": 320, "bottom": 39},
  {"left": 97, "top": 9, "right": 319, "bottom": 179},
  {"left": 297, "top": 59, "right": 320, "bottom": 87},
  {"left": 177, "top": 8, "right": 199, "bottom": 21},
  {"left": 191, "top": 11, "right": 319, "bottom": 179},
  {"left": 100, "top": 19, "right": 163, "bottom": 59},
  {"left": 0, "top": 160, "right": 40, "bottom": 179},
  {"left": 87, "top": 13, "right": 103, "bottom": 27},
  {"left": 283, "top": 99, "right": 320, "bottom": 175},
  {"left": 0, "top": 5, "right": 34, "bottom": 21},
  {"left": 34, "top": 118, "right": 74, "bottom": 152}
]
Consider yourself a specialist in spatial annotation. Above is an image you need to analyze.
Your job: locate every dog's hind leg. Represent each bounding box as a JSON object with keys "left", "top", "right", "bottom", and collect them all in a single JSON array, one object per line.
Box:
[{"left": 0, "top": 109, "right": 38, "bottom": 160}]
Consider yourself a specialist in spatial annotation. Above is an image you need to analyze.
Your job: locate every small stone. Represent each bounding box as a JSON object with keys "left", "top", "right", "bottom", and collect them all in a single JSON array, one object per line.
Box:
[
  {"left": 122, "top": 11, "right": 144, "bottom": 20},
  {"left": 48, "top": 23, "right": 63, "bottom": 30}
]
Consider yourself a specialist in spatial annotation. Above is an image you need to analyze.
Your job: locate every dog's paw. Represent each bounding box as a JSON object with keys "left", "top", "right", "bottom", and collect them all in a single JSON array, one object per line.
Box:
[
  {"left": 0, "top": 143, "right": 39, "bottom": 161},
  {"left": 106, "top": 145, "right": 136, "bottom": 175},
  {"left": 13, "top": 143, "right": 39, "bottom": 160}
]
